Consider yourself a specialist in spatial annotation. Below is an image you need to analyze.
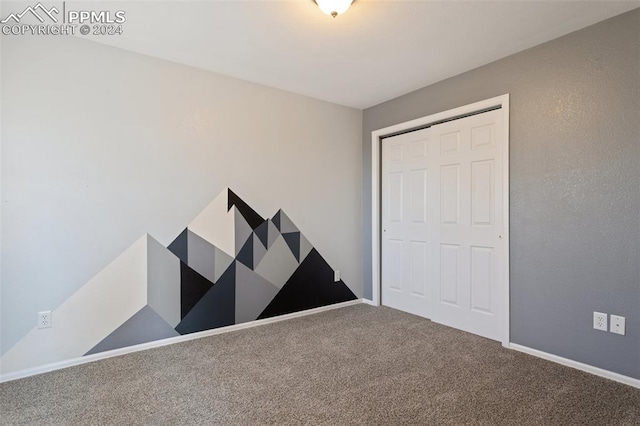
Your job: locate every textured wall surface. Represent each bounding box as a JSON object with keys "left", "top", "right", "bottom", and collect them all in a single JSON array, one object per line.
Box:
[
  {"left": 363, "top": 9, "right": 639, "bottom": 378},
  {"left": 1, "top": 35, "right": 363, "bottom": 360}
]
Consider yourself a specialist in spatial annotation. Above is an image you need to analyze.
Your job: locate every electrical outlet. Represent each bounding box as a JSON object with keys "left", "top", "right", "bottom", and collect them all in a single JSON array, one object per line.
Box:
[
  {"left": 38, "top": 311, "right": 52, "bottom": 329},
  {"left": 610, "top": 315, "right": 626, "bottom": 336},
  {"left": 593, "top": 312, "right": 607, "bottom": 331},
  {"left": 334, "top": 270, "right": 340, "bottom": 282}
]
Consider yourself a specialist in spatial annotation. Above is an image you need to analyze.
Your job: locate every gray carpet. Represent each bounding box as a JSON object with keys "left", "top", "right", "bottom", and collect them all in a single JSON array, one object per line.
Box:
[{"left": 1, "top": 304, "right": 639, "bottom": 425}]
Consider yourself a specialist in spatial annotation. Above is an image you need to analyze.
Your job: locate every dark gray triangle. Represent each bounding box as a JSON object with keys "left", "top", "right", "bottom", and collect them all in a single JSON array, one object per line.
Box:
[
  {"left": 85, "top": 306, "right": 179, "bottom": 356},
  {"left": 282, "top": 232, "right": 301, "bottom": 262},
  {"left": 237, "top": 234, "right": 254, "bottom": 269},
  {"left": 253, "top": 233, "right": 267, "bottom": 267},
  {"left": 258, "top": 249, "right": 357, "bottom": 320},
  {"left": 254, "top": 220, "right": 269, "bottom": 249},
  {"left": 227, "top": 189, "right": 264, "bottom": 230},
  {"left": 267, "top": 220, "right": 280, "bottom": 249},
  {"left": 272, "top": 210, "right": 282, "bottom": 231},
  {"left": 168, "top": 228, "right": 188, "bottom": 263},
  {"left": 180, "top": 261, "right": 214, "bottom": 319},
  {"left": 175, "top": 261, "right": 236, "bottom": 335}
]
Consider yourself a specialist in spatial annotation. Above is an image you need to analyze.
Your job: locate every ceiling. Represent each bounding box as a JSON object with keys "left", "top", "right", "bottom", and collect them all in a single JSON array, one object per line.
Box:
[{"left": 79, "top": 0, "right": 639, "bottom": 109}]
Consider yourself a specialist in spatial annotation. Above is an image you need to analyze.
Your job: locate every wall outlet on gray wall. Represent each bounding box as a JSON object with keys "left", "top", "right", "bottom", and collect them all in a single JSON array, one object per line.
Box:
[{"left": 593, "top": 312, "right": 607, "bottom": 331}]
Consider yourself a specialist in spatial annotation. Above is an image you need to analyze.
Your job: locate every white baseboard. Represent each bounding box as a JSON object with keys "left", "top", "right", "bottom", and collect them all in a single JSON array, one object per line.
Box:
[
  {"left": 507, "top": 343, "right": 640, "bottom": 389},
  {"left": 361, "top": 298, "right": 378, "bottom": 306},
  {"left": 0, "top": 299, "right": 364, "bottom": 384}
]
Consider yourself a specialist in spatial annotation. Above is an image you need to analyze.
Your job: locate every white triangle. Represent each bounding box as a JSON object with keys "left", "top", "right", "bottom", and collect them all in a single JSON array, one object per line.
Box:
[
  {"left": 188, "top": 188, "right": 235, "bottom": 257},
  {"left": 0, "top": 235, "right": 149, "bottom": 374}
]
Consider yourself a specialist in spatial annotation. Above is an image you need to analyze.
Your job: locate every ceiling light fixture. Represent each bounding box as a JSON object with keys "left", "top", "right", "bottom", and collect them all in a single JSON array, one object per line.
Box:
[{"left": 314, "top": 0, "right": 353, "bottom": 18}]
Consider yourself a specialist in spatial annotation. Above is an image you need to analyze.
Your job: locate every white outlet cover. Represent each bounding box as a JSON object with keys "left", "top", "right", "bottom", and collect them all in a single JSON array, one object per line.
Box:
[
  {"left": 38, "top": 311, "right": 52, "bottom": 329},
  {"left": 610, "top": 315, "right": 626, "bottom": 335},
  {"left": 334, "top": 270, "right": 340, "bottom": 282},
  {"left": 593, "top": 312, "right": 607, "bottom": 331}
]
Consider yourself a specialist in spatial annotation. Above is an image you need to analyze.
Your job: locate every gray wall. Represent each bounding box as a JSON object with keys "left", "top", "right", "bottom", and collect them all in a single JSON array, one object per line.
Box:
[{"left": 363, "top": 9, "right": 639, "bottom": 379}]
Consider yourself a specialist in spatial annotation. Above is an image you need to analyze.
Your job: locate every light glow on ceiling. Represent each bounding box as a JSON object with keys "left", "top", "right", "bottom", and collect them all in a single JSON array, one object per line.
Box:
[{"left": 315, "top": 0, "right": 353, "bottom": 18}]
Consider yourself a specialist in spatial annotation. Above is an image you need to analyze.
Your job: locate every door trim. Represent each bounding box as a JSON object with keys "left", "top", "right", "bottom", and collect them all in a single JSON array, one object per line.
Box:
[{"left": 371, "top": 94, "right": 510, "bottom": 346}]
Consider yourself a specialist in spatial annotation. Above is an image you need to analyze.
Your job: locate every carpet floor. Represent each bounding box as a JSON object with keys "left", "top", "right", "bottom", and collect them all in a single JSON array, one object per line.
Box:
[{"left": 1, "top": 304, "right": 639, "bottom": 425}]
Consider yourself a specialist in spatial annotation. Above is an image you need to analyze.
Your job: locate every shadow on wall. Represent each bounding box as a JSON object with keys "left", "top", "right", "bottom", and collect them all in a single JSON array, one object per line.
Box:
[{"left": 1, "top": 188, "right": 356, "bottom": 374}]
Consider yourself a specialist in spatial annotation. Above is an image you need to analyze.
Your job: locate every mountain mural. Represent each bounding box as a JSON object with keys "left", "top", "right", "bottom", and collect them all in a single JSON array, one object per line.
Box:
[{"left": 0, "top": 188, "right": 356, "bottom": 374}]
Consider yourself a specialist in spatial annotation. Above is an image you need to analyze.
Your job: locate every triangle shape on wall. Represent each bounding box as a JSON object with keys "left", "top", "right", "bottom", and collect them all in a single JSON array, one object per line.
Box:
[
  {"left": 85, "top": 305, "right": 179, "bottom": 356},
  {"left": 235, "top": 262, "right": 279, "bottom": 324},
  {"left": 228, "top": 189, "right": 264, "bottom": 230},
  {"left": 253, "top": 233, "right": 267, "bottom": 267},
  {"left": 272, "top": 210, "right": 282, "bottom": 231},
  {"left": 257, "top": 249, "right": 356, "bottom": 320},
  {"left": 253, "top": 234, "right": 299, "bottom": 289},
  {"left": 168, "top": 228, "right": 188, "bottom": 264},
  {"left": 237, "top": 233, "right": 254, "bottom": 270},
  {"left": 175, "top": 261, "right": 236, "bottom": 335},
  {"left": 278, "top": 211, "right": 299, "bottom": 234},
  {"left": 254, "top": 220, "right": 269, "bottom": 249},
  {"left": 299, "top": 233, "right": 313, "bottom": 264},
  {"left": 180, "top": 261, "right": 214, "bottom": 319},
  {"left": 282, "top": 232, "right": 301, "bottom": 262},
  {"left": 267, "top": 220, "right": 280, "bottom": 249}
]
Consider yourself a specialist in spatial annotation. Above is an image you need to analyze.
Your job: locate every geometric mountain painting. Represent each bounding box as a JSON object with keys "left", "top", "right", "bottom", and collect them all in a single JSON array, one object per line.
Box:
[
  {"left": 168, "top": 188, "right": 357, "bottom": 336},
  {"left": 0, "top": 188, "right": 356, "bottom": 374}
]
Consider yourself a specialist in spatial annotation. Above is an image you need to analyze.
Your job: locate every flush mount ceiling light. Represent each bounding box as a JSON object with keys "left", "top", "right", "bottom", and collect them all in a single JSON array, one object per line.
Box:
[{"left": 314, "top": 0, "right": 354, "bottom": 18}]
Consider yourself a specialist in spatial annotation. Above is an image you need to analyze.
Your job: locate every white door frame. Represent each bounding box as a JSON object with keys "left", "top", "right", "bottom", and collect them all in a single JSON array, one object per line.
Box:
[{"left": 371, "top": 94, "right": 510, "bottom": 347}]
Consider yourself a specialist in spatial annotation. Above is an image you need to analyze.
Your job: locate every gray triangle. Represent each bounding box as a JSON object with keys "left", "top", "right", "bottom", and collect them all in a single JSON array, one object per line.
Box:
[
  {"left": 147, "top": 235, "right": 181, "bottom": 328},
  {"left": 299, "top": 232, "right": 313, "bottom": 264},
  {"left": 186, "top": 230, "right": 216, "bottom": 283},
  {"left": 254, "top": 234, "right": 299, "bottom": 289},
  {"left": 254, "top": 220, "right": 269, "bottom": 249},
  {"left": 279, "top": 210, "right": 299, "bottom": 234},
  {"left": 85, "top": 306, "right": 179, "bottom": 356},
  {"left": 267, "top": 220, "right": 280, "bottom": 249},
  {"left": 234, "top": 207, "right": 253, "bottom": 256},
  {"left": 235, "top": 262, "right": 280, "bottom": 324},
  {"left": 253, "top": 233, "right": 267, "bottom": 268},
  {"left": 213, "top": 247, "right": 234, "bottom": 282}
]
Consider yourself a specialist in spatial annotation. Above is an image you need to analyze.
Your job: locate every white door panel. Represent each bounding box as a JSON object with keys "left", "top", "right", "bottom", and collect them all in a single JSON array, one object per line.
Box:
[
  {"left": 428, "top": 109, "right": 503, "bottom": 341},
  {"left": 381, "top": 129, "right": 430, "bottom": 318}
]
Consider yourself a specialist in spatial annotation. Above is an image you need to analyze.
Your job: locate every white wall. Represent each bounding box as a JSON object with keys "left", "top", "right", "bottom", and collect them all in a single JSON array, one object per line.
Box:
[{"left": 0, "top": 34, "right": 363, "bottom": 356}]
